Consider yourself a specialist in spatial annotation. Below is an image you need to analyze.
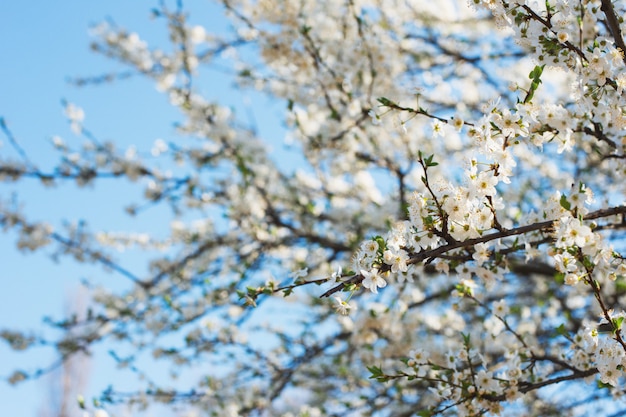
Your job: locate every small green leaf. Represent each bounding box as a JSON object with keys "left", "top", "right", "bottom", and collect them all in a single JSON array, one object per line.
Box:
[
  {"left": 529, "top": 64, "right": 544, "bottom": 81},
  {"left": 424, "top": 154, "right": 438, "bottom": 167},
  {"left": 373, "top": 236, "right": 387, "bottom": 253},
  {"left": 554, "top": 272, "right": 565, "bottom": 284},
  {"left": 612, "top": 317, "right": 624, "bottom": 333},
  {"left": 367, "top": 365, "right": 383, "bottom": 378},
  {"left": 560, "top": 194, "right": 571, "bottom": 210},
  {"left": 239, "top": 68, "right": 252, "bottom": 77},
  {"left": 524, "top": 65, "right": 545, "bottom": 103}
]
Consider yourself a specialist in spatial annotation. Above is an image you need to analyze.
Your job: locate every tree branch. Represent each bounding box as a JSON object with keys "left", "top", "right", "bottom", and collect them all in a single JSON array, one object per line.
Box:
[{"left": 601, "top": 0, "right": 626, "bottom": 65}]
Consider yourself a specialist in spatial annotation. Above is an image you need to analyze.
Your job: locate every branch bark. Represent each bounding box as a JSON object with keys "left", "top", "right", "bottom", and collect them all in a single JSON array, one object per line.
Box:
[
  {"left": 320, "top": 205, "right": 626, "bottom": 298},
  {"left": 601, "top": 0, "right": 626, "bottom": 65}
]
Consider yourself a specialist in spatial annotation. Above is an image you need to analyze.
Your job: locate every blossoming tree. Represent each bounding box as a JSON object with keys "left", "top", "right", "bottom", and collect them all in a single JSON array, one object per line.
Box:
[{"left": 3, "top": 0, "right": 626, "bottom": 415}]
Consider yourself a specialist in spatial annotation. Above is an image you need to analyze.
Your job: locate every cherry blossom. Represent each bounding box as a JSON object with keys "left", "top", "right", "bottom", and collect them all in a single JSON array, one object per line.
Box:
[{"left": 3, "top": 0, "right": 626, "bottom": 415}]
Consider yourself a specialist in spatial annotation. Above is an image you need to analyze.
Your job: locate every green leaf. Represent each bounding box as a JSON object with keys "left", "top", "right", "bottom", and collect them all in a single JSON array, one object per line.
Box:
[
  {"left": 373, "top": 236, "right": 387, "bottom": 253},
  {"left": 555, "top": 323, "right": 567, "bottom": 336},
  {"left": 377, "top": 97, "right": 395, "bottom": 106},
  {"left": 455, "top": 283, "right": 471, "bottom": 296},
  {"left": 367, "top": 365, "right": 383, "bottom": 378},
  {"left": 612, "top": 317, "right": 624, "bottom": 333},
  {"left": 367, "top": 365, "right": 392, "bottom": 382},
  {"left": 529, "top": 64, "right": 544, "bottom": 81},
  {"left": 560, "top": 194, "right": 571, "bottom": 210},
  {"left": 238, "top": 68, "right": 252, "bottom": 77},
  {"left": 524, "top": 64, "right": 545, "bottom": 103},
  {"left": 424, "top": 154, "right": 438, "bottom": 167},
  {"left": 164, "top": 294, "right": 172, "bottom": 306},
  {"left": 77, "top": 395, "right": 86, "bottom": 409}
]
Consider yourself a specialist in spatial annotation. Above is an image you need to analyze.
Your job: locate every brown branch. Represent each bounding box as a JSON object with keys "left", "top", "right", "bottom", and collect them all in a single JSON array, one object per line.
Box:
[
  {"left": 601, "top": 0, "right": 626, "bottom": 65},
  {"left": 520, "top": 4, "right": 587, "bottom": 62},
  {"left": 481, "top": 368, "right": 598, "bottom": 403},
  {"left": 320, "top": 205, "right": 626, "bottom": 297}
]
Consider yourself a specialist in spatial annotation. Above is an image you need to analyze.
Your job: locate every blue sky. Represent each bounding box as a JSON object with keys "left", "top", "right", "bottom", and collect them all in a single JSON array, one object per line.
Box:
[{"left": 0, "top": 2, "right": 277, "bottom": 416}]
